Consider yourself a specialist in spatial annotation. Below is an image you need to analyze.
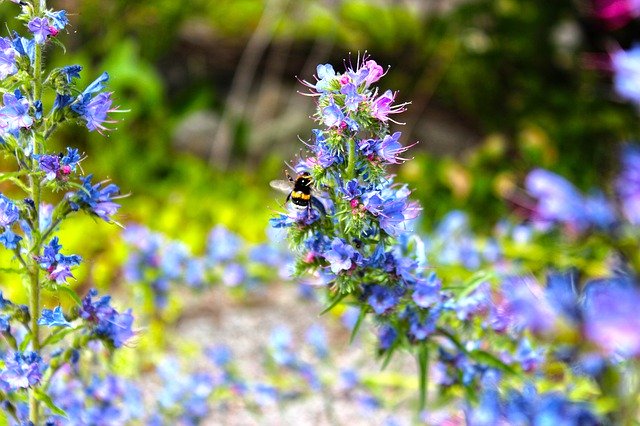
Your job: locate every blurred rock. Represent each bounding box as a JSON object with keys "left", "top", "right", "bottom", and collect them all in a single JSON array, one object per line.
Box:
[
  {"left": 173, "top": 110, "right": 223, "bottom": 160},
  {"left": 413, "top": 106, "right": 481, "bottom": 156}
]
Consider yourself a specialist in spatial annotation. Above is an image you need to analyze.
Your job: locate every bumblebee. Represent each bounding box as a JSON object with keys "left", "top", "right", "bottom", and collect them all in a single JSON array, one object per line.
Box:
[{"left": 270, "top": 171, "right": 326, "bottom": 215}]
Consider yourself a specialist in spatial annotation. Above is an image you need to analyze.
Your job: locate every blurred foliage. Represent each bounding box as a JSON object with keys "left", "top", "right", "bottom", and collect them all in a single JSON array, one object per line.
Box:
[{"left": 1, "top": 0, "right": 638, "bottom": 234}]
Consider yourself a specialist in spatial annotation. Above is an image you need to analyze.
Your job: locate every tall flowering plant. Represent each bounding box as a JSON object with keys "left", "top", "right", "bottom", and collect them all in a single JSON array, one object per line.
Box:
[
  {"left": 271, "top": 57, "right": 528, "bottom": 415},
  {"left": 0, "top": 1, "right": 132, "bottom": 424}
]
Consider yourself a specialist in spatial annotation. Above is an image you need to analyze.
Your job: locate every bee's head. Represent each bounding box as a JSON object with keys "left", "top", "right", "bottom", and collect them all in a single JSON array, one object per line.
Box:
[{"left": 296, "top": 172, "right": 312, "bottom": 187}]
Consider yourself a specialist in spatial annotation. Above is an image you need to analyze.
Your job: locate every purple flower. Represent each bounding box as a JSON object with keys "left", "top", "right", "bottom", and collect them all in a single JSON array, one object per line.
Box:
[
  {"left": 37, "top": 154, "right": 62, "bottom": 181},
  {"left": 358, "top": 138, "right": 380, "bottom": 156},
  {"left": 324, "top": 238, "right": 358, "bottom": 273},
  {"left": 611, "top": 44, "right": 640, "bottom": 107},
  {"left": 81, "top": 92, "right": 115, "bottom": 133},
  {"left": 222, "top": 263, "right": 245, "bottom": 287},
  {"left": 0, "top": 194, "right": 19, "bottom": 227},
  {"left": 362, "top": 59, "right": 384, "bottom": 86},
  {"left": 71, "top": 72, "right": 119, "bottom": 133},
  {"left": 377, "top": 132, "right": 416, "bottom": 164},
  {"left": 0, "top": 351, "right": 44, "bottom": 391},
  {"left": 71, "top": 175, "right": 121, "bottom": 222},
  {"left": 616, "top": 143, "right": 640, "bottom": 225},
  {"left": 36, "top": 237, "right": 81, "bottom": 283},
  {"left": 493, "top": 276, "right": 557, "bottom": 334},
  {"left": 0, "top": 37, "right": 18, "bottom": 80},
  {"left": 27, "top": 17, "right": 55, "bottom": 44},
  {"left": 595, "top": 0, "right": 640, "bottom": 28},
  {"left": 525, "top": 168, "right": 588, "bottom": 232},
  {"left": 371, "top": 90, "right": 406, "bottom": 122},
  {"left": 366, "top": 285, "right": 400, "bottom": 314},
  {"left": 340, "top": 83, "right": 364, "bottom": 111},
  {"left": 38, "top": 306, "right": 72, "bottom": 328},
  {"left": 583, "top": 278, "right": 640, "bottom": 357},
  {"left": 79, "top": 289, "right": 134, "bottom": 348}
]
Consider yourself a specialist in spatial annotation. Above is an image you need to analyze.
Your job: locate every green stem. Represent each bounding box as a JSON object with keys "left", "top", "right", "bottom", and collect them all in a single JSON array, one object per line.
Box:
[
  {"left": 347, "top": 137, "right": 356, "bottom": 180},
  {"left": 28, "top": 1, "right": 46, "bottom": 423},
  {"left": 417, "top": 344, "right": 429, "bottom": 418}
]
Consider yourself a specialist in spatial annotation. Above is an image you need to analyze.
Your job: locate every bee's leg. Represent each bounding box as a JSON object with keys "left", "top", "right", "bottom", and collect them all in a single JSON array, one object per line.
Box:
[{"left": 286, "top": 192, "right": 291, "bottom": 203}]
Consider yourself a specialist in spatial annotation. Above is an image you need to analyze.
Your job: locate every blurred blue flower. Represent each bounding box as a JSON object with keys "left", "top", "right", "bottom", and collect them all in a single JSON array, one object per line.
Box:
[{"left": 38, "top": 306, "right": 72, "bottom": 328}]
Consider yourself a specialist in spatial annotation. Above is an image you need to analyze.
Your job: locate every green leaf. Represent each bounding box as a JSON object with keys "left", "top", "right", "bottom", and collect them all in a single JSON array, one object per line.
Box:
[
  {"left": 19, "top": 333, "right": 32, "bottom": 352},
  {"left": 0, "top": 267, "right": 24, "bottom": 275},
  {"left": 349, "top": 306, "right": 367, "bottom": 344},
  {"left": 468, "top": 349, "right": 517, "bottom": 375},
  {"left": 458, "top": 270, "right": 496, "bottom": 298},
  {"left": 34, "top": 388, "right": 67, "bottom": 417},
  {"left": 57, "top": 286, "right": 82, "bottom": 306},
  {"left": 380, "top": 346, "right": 396, "bottom": 370},
  {"left": 42, "top": 328, "right": 77, "bottom": 347},
  {"left": 319, "top": 292, "right": 348, "bottom": 316}
]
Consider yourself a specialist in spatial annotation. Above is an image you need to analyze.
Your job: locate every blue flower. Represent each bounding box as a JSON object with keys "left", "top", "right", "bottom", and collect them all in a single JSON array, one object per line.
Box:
[
  {"left": 305, "top": 324, "right": 329, "bottom": 359},
  {"left": 206, "top": 345, "right": 232, "bottom": 367},
  {"left": 0, "top": 229, "right": 21, "bottom": 249},
  {"left": 412, "top": 274, "right": 441, "bottom": 308},
  {"left": 0, "top": 37, "right": 18, "bottom": 80},
  {"left": 378, "top": 324, "right": 397, "bottom": 351},
  {"left": 60, "top": 65, "right": 82, "bottom": 84},
  {"left": 616, "top": 143, "right": 640, "bottom": 225},
  {"left": 79, "top": 289, "right": 135, "bottom": 348},
  {"left": 38, "top": 306, "right": 72, "bottom": 328},
  {"left": 37, "top": 154, "right": 62, "bottom": 181},
  {"left": 0, "top": 194, "right": 19, "bottom": 227},
  {"left": 71, "top": 175, "right": 121, "bottom": 222},
  {"left": 322, "top": 100, "right": 344, "bottom": 127},
  {"left": 323, "top": 238, "right": 358, "bottom": 273},
  {"left": 408, "top": 310, "right": 438, "bottom": 341},
  {"left": 207, "top": 225, "right": 241, "bottom": 262},
  {"left": 366, "top": 285, "right": 400, "bottom": 314},
  {"left": 45, "top": 10, "right": 69, "bottom": 31},
  {"left": 314, "top": 64, "right": 337, "bottom": 93},
  {"left": 0, "top": 351, "right": 44, "bottom": 391},
  {"left": 611, "top": 44, "right": 640, "bottom": 107},
  {"left": 11, "top": 33, "right": 35, "bottom": 64}
]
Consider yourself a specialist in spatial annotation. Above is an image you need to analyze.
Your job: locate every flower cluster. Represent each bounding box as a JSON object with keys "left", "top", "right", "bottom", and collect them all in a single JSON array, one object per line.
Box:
[
  {"left": 122, "top": 223, "right": 293, "bottom": 314},
  {"left": 272, "top": 57, "right": 553, "bottom": 415}
]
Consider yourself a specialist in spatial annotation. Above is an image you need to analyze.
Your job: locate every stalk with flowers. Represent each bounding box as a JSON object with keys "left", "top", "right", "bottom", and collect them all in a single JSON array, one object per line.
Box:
[
  {"left": 0, "top": 1, "right": 133, "bottom": 424},
  {"left": 271, "top": 56, "right": 526, "bottom": 416}
]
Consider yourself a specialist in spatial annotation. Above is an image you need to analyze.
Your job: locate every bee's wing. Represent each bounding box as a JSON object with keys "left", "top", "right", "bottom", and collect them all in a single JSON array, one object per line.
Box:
[{"left": 269, "top": 180, "right": 292, "bottom": 194}]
